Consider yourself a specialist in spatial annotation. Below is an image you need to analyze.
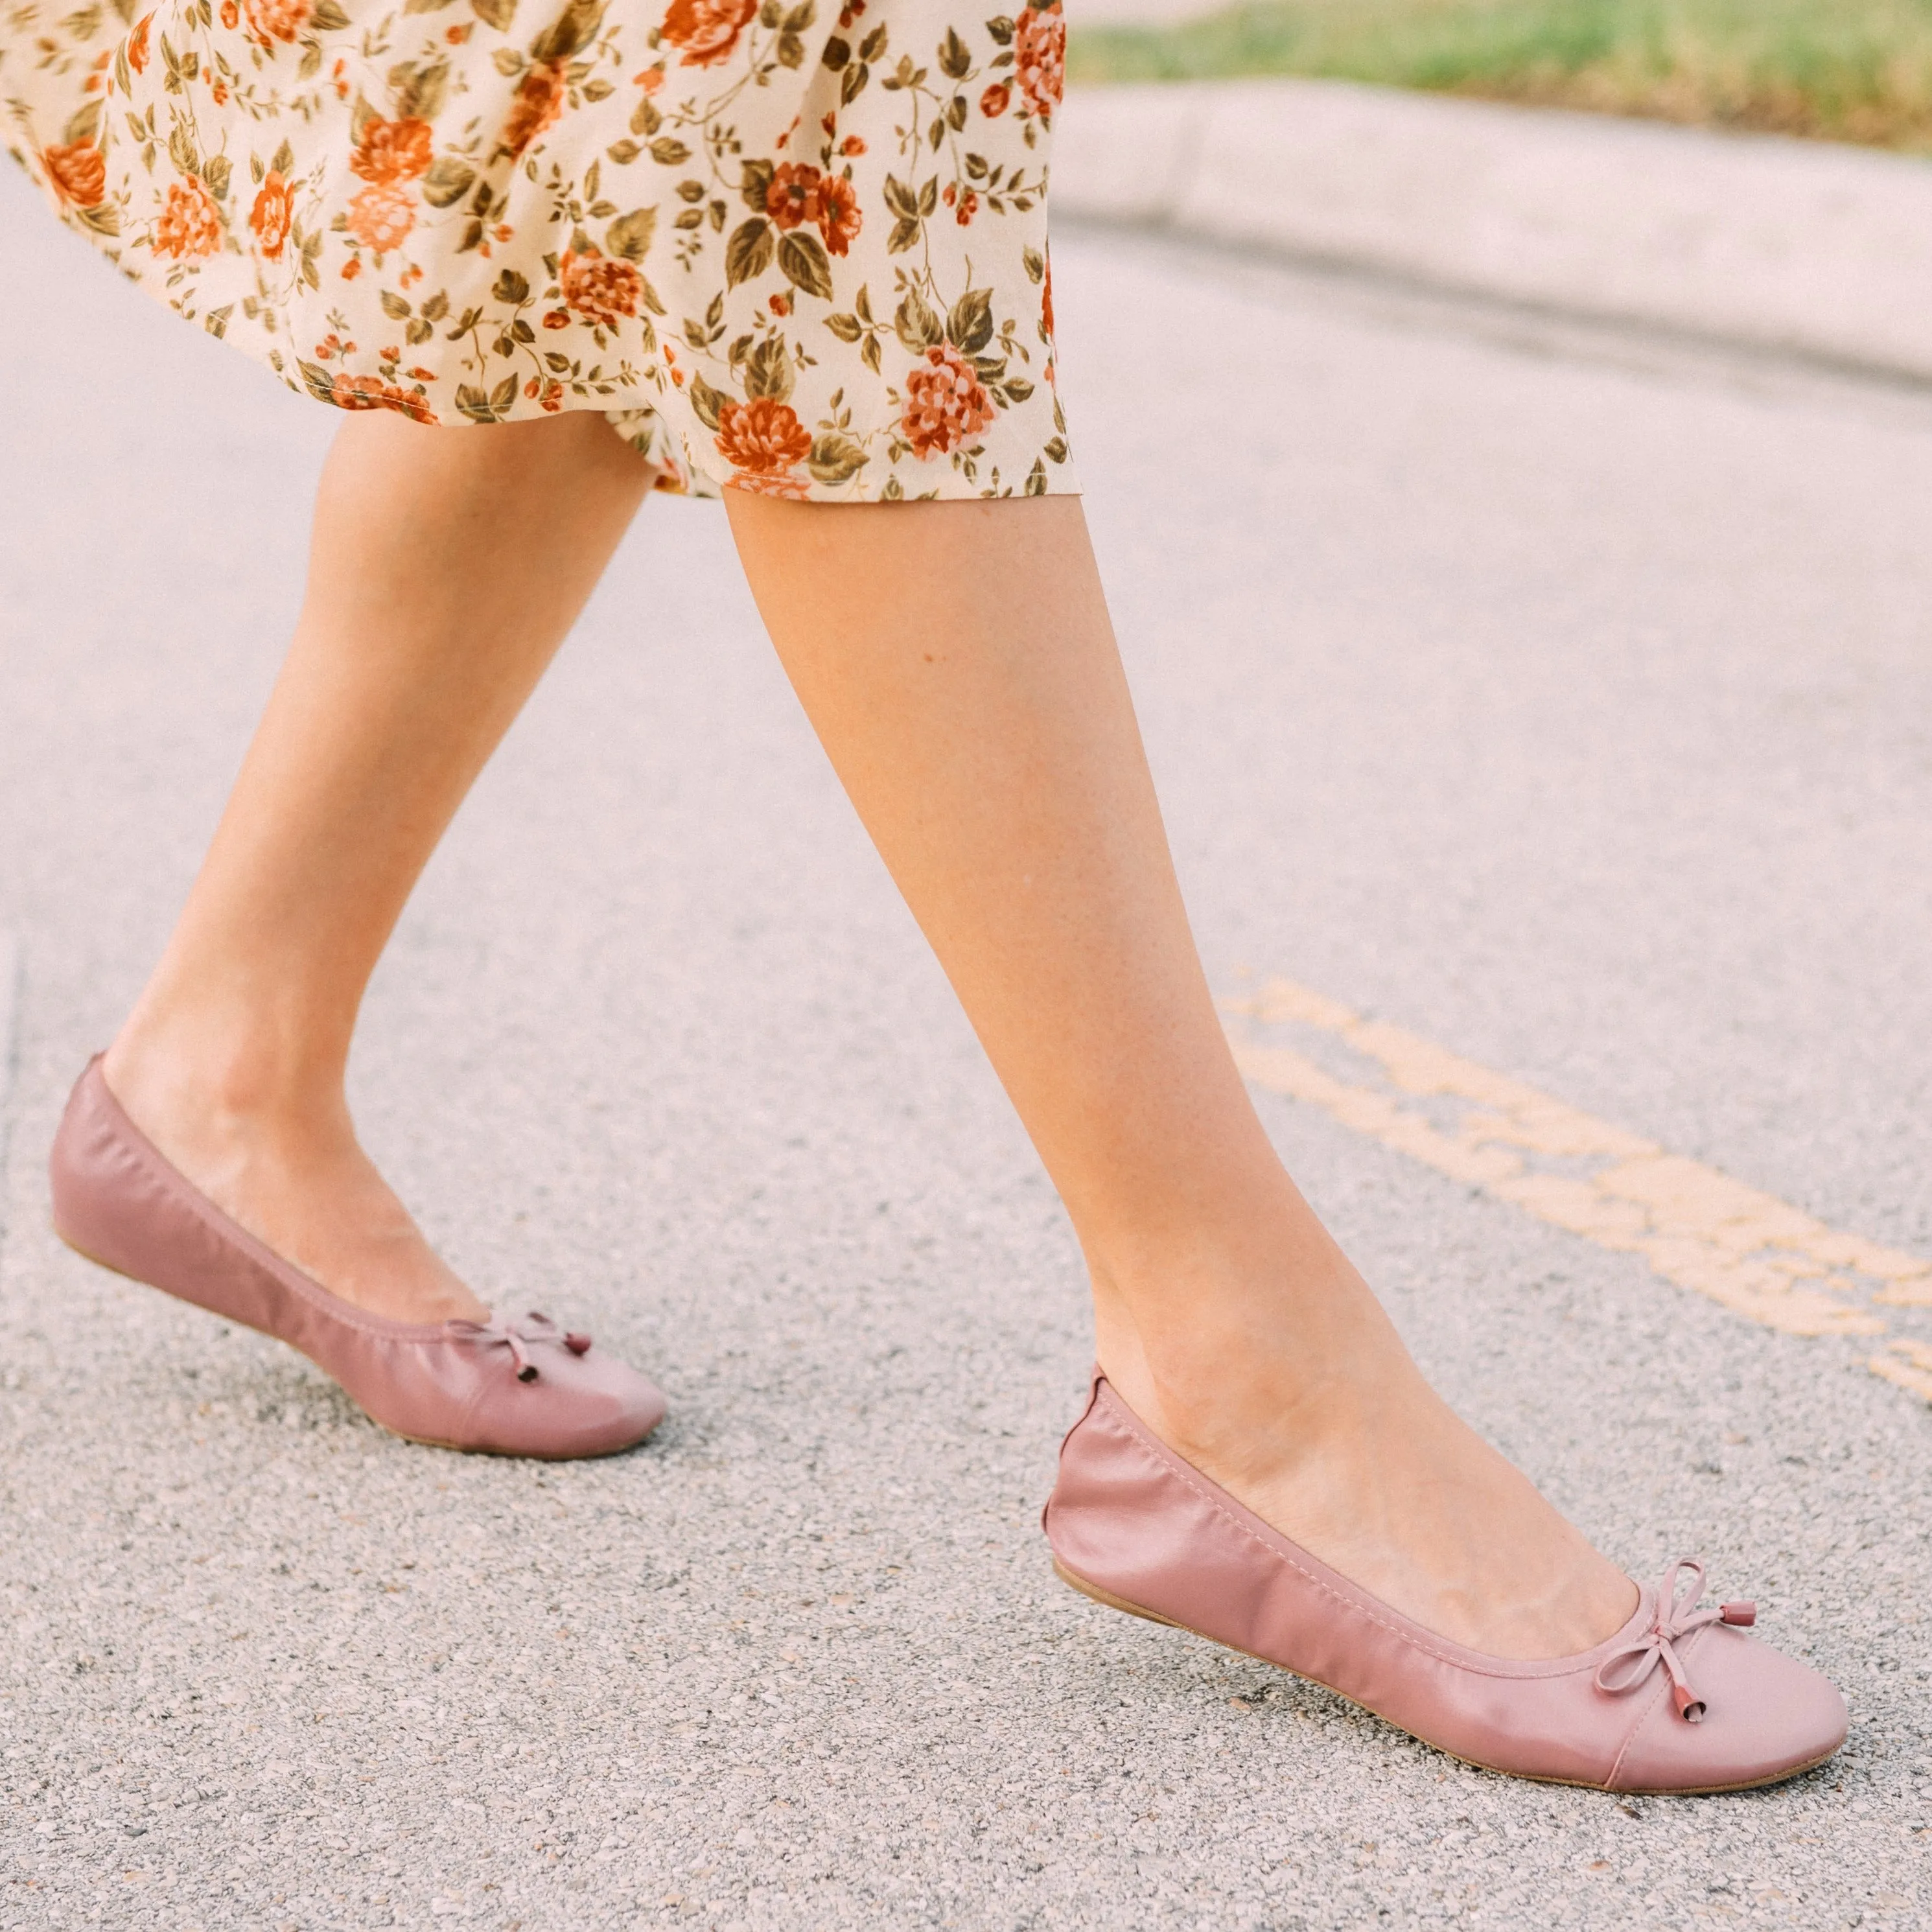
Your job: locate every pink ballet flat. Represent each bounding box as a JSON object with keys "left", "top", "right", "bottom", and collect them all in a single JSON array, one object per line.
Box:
[
  {"left": 1044, "top": 1372, "right": 1846, "bottom": 1793},
  {"left": 49, "top": 1056, "right": 666, "bottom": 1459}
]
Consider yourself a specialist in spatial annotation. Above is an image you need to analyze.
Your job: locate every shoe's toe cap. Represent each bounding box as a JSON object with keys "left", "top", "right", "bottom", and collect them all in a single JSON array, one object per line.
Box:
[
  {"left": 471, "top": 1345, "right": 667, "bottom": 1459},
  {"left": 537, "top": 1349, "right": 667, "bottom": 1458},
  {"left": 1611, "top": 1623, "right": 1846, "bottom": 1793}
]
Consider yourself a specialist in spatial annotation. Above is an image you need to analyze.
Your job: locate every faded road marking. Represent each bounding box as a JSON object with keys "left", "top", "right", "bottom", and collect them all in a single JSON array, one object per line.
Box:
[
  {"left": 1870, "top": 1341, "right": 1932, "bottom": 1403},
  {"left": 1223, "top": 979, "right": 1931, "bottom": 1395}
]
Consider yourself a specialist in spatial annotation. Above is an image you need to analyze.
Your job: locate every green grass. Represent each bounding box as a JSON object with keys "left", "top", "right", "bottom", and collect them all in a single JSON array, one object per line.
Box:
[{"left": 1067, "top": 0, "right": 1932, "bottom": 152}]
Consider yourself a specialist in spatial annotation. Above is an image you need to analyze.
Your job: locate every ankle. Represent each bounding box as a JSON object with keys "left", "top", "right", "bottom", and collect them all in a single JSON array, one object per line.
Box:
[
  {"left": 104, "top": 1001, "right": 352, "bottom": 1148},
  {"left": 97, "top": 1019, "right": 488, "bottom": 1325},
  {"left": 1089, "top": 1243, "right": 1412, "bottom": 1471}
]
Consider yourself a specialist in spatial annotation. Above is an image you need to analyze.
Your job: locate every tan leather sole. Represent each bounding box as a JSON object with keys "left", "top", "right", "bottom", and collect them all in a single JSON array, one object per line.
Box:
[{"left": 1051, "top": 1557, "right": 1839, "bottom": 1797}]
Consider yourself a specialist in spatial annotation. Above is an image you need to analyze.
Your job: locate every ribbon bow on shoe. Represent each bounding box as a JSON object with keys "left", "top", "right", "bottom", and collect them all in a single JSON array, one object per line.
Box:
[
  {"left": 1594, "top": 1559, "right": 1757, "bottom": 1723},
  {"left": 447, "top": 1312, "right": 594, "bottom": 1382}
]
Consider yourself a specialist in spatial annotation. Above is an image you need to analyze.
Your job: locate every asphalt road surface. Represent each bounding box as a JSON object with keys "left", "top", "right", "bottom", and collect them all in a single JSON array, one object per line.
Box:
[{"left": 3, "top": 154, "right": 1930, "bottom": 1931}]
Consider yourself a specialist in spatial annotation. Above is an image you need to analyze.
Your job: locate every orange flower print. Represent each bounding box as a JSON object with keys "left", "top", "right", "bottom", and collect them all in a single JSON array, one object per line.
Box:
[
  {"left": 351, "top": 117, "right": 433, "bottom": 187},
  {"left": 248, "top": 170, "right": 293, "bottom": 257},
  {"left": 979, "top": 81, "right": 1009, "bottom": 118},
  {"left": 765, "top": 162, "right": 820, "bottom": 233},
  {"left": 659, "top": 0, "right": 756, "bottom": 67},
  {"left": 730, "top": 471, "right": 811, "bottom": 498},
  {"left": 560, "top": 247, "right": 642, "bottom": 326},
  {"left": 1042, "top": 253, "right": 1054, "bottom": 338},
  {"left": 344, "top": 182, "right": 414, "bottom": 254},
  {"left": 715, "top": 396, "right": 811, "bottom": 477},
  {"left": 126, "top": 12, "right": 152, "bottom": 72},
  {"left": 816, "top": 173, "right": 861, "bottom": 256},
  {"left": 153, "top": 178, "right": 222, "bottom": 259},
  {"left": 41, "top": 140, "right": 106, "bottom": 208},
  {"left": 330, "top": 373, "right": 437, "bottom": 422},
  {"left": 762, "top": 160, "right": 863, "bottom": 255},
  {"left": 219, "top": 0, "right": 238, "bottom": 25},
  {"left": 1014, "top": 1, "right": 1064, "bottom": 121},
  {"left": 502, "top": 60, "right": 566, "bottom": 157},
  {"left": 902, "top": 342, "right": 994, "bottom": 458},
  {"left": 240, "top": 0, "right": 312, "bottom": 45}
]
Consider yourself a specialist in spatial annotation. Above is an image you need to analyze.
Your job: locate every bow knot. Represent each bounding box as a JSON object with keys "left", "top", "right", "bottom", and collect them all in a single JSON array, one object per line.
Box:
[
  {"left": 1594, "top": 1559, "right": 1756, "bottom": 1723},
  {"left": 447, "top": 1311, "right": 594, "bottom": 1383}
]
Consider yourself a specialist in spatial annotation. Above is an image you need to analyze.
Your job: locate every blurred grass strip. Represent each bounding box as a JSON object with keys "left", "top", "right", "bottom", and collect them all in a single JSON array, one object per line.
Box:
[{"left": 1066, "top": 0, "right": 1932, "bottom": 152}]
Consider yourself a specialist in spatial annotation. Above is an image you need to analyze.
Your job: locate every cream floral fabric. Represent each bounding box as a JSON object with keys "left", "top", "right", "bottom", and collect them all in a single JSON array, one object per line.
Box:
[{"left": 3, "top": 0, "right": 1075, "bottom": 497}]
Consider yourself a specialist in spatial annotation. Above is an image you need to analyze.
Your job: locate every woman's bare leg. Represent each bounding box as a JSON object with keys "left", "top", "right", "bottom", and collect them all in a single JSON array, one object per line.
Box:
[
  {"left": 727, "top": 491, "right": 1637, "bottom": 1660},
  {"left": 104, "top": 410, "right": 655, "bottom": 1323}
]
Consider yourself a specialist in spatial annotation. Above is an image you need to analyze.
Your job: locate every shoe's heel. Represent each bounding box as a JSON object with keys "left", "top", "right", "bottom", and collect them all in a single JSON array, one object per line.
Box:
[
  {"left": 49, "top": 1054, "right": 282, "bottom": 1336},
  {"left": 49, "top": 1054, "right": 154, "bottom": 1281},
  {"left": 1052, "top": 1556, "right": 1183, "bottom": 1630}
]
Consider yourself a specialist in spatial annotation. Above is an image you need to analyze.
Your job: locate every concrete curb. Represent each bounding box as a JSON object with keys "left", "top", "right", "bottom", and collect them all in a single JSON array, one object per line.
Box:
[{"left": 1053, "top": 78, "right": 1932, "bottom": 383}]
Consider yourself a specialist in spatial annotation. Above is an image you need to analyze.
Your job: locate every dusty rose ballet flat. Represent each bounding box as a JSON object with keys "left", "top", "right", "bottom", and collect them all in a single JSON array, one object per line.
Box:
[
  {"left": 1044, "top": 1372, "right": 1846, "bottom": 1793},
  {"left": 49, "top": 1056, "right": 666, "bottom": 1459}
]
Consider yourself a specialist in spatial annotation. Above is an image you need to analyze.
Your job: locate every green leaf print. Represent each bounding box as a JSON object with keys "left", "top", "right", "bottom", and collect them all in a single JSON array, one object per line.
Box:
[
  {"left": 421, "top": 157, "right": 477, "bottom": 208},
  {"left": 605, "top": 207, "right": 657, "bottom": 261},
  {"left": 946, "top": 286, "right": 992, "bottom": 354},
  {"left": 808, "top": 432, "right": 868, "bottom": 485},
  {"left": 743, "top": 335, "right": 795, "bottom": 402},
  {"left": 725, "top": 217, "right": 775, "bottom": 288},
  {"left": 530, "top": 0, "right": 604, "bottom": 64},
  {"left": 894, "top": 285, "right": 942, "bottom": 352},
  {"left": 777, "top": 229, "right": 834, "bottom": 301},
  {"left": 688, "top": 374, "right": 728, "bottom": 432}
]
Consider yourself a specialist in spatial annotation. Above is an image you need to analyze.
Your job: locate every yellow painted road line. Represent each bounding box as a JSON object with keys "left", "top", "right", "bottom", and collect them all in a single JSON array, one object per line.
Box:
[
  {"left": 1869, "top": 1340, "right": 1932, "bottom": 1403},
  {"left": 1222, "top": 977, "right": 1932, "bottom": 1401}
]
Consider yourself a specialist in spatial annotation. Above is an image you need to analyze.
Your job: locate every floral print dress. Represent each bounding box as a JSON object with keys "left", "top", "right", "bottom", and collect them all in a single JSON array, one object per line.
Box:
[{"left": 3, "top": 0, "right": 1075, "bottom": 498}]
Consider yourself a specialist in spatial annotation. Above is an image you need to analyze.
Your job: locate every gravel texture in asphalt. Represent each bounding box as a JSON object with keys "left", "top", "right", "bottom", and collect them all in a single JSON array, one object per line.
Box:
[{"left": 2, "top": 163, "right": 1930, "bottom": 1929}]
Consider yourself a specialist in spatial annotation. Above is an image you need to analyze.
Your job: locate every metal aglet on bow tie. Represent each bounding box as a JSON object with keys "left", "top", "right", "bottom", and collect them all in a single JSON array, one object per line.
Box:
[
  {"left": 447, "top": 1312, "right": 593, "bottom": 1384},
  {"left": 1593, "top": 1559, "right": 1757, "bottom": 1724}
]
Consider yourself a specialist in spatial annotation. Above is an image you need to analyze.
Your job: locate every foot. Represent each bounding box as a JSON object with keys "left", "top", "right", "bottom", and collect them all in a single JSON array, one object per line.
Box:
[
  {"left": 100, "top": 1037, "right": 488, "bottom": 1327},
  {"left": 1097, "top": 1262, "right": 1639, "bottom": 1662}
]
